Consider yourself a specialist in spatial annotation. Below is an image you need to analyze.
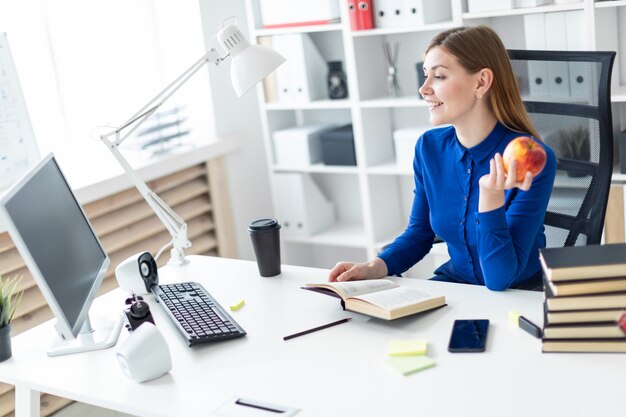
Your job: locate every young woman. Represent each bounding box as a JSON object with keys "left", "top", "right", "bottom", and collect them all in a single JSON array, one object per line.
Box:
[{"left": 328, "top": 26, "right": 556, "bottom": 290}]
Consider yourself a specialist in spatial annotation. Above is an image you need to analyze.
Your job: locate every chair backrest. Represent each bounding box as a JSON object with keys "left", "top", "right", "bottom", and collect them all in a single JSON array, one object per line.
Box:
[{"left": 508, "top": 50, "right": 616, "bottom": 248}]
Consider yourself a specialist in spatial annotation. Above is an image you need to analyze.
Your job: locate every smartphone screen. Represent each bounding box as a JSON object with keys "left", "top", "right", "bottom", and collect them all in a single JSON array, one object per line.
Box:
[{"left": 448, "top": 319, "right": 489, "bottom": 352}]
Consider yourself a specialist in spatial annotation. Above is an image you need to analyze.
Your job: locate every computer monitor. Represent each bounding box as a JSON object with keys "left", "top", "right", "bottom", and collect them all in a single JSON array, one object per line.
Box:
[{"left": 0, "top": 153, "right": 122, "bottom": 356}]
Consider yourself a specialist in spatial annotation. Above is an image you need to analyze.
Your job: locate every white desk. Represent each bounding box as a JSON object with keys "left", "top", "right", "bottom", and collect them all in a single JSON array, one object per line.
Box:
[{"left": 1, "top": 256, "right": 624, "bottom": 417}]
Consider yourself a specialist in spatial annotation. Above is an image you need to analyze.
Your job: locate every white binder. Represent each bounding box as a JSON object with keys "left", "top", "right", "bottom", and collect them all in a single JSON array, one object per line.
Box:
[
  {"left": 271, "top": 35, "right": 295, "bottom": 103},
  {"left": 523, "top": 13, "right": 549, "bottom": 97},
  {"left": 545, "top": 12, "right": 570, "bottom": 99},
  {"left": 373, "top": 0, "right": 404, "bottom": 29},
  {"left": 271, "top": 34, "right": 327, "bottom": 103},
  {"left": 274, "top": 173, "right": 335, "bottom": 236},
  {"left": 566, "top": 10, "right": 591, "bottom": 100},
  {"left": 401, "top": 0, "right": 452, "bottom": 27}
]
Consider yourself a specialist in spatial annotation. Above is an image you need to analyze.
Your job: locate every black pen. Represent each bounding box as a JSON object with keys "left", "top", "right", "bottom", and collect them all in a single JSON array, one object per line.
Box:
[
  {"left": 283, "top": 317, "right": 352, "bottom": 341},
  {"left": 509, "top": 310, "right": 542, "bottom": 338}
]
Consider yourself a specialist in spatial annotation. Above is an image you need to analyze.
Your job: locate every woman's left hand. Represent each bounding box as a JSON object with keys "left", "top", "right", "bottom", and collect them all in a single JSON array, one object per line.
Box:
[
  {"left": 478, "top": 153, "right": 533, "bottom": 213},
  {"left": 479, "top": 153, "right": 533, "bottom": 192}
]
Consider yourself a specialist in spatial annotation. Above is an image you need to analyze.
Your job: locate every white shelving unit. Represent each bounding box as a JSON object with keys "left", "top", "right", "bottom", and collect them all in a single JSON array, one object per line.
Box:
[{"left": 244, "top": 0, "right": 626, "bottom": 275}]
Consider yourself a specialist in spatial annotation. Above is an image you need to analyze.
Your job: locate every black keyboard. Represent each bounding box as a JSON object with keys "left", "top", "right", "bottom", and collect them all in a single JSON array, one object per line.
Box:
[{"left": 153, "top": 282, "right": 246, "bottom": 346}]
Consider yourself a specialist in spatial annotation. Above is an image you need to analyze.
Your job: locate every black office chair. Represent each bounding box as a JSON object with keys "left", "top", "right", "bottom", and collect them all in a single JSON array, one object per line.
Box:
[{"left": 507, "top": 50, "right": 616, "bottom": 290}]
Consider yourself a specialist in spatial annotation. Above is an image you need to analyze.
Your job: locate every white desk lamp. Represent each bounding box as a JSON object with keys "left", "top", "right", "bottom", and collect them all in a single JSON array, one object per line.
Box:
[{"left": 99, "top": 23, "right": 285, "bottom": 266}]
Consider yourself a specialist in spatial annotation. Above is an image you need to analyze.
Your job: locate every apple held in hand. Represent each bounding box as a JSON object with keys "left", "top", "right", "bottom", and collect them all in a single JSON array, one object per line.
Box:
[{"left": 502, "top": 136, "right": 547, "bottom": 181}]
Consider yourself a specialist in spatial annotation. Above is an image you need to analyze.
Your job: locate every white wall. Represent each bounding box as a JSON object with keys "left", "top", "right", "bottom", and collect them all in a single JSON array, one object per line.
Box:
[{"left": 199, "top": 0, "right": 274, "bottom": 260}]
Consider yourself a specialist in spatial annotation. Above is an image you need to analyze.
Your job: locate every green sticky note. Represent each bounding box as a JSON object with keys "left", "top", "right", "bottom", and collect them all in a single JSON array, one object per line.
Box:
[
  {"left": 387, "top": 339, "right": 427, "bottom": 356},
  {"left": 387, "top": 355, "right": 435, "bottom": 376}
]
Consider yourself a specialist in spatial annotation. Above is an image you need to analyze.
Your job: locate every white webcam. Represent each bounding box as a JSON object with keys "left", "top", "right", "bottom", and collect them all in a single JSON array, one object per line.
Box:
[{"left": 115, "top": 252, "right": 159, "bottom": 295}]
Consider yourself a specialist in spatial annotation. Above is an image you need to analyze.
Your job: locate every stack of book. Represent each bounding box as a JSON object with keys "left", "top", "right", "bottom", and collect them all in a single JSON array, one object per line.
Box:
[{"left": 539, "top": 243, "right": 626, "bottom": 353}]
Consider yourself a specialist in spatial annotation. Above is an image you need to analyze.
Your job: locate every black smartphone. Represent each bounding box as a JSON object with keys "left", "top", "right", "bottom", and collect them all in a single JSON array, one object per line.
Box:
[{"left": 448, "top": 319, "right": 489, "bottom": 352}]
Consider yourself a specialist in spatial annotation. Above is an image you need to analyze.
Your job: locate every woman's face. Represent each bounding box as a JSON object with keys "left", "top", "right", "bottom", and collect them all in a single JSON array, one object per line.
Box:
[{"left": 419, "top": 46, "right": 482, "bottom": 127}]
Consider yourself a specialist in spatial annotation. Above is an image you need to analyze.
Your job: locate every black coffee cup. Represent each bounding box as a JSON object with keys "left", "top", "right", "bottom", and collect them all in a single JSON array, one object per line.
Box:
[{"left": 248, "top": 218, "right": 281, "bottom": 277}]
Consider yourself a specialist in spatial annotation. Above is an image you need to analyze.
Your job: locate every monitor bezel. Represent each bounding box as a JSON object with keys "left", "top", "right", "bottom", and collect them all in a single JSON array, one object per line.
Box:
[{"left": 0, "top": 153, "right": 110, "bottom": 340}]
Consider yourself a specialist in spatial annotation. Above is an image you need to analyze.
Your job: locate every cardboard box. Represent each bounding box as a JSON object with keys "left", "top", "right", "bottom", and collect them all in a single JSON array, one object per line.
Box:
[{"left": 273, "top": 125, "right": 336, "bottom": 166}]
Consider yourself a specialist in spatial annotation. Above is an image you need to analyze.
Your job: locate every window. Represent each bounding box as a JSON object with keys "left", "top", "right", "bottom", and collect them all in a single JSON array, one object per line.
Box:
[{"left": 0, "top": 0, "right": 215, "bottom": 179}]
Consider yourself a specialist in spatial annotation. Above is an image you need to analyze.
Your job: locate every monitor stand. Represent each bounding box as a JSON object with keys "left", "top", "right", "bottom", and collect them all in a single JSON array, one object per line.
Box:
[{"left": 48, "top": 314, "right": 124, "bottom": 357}]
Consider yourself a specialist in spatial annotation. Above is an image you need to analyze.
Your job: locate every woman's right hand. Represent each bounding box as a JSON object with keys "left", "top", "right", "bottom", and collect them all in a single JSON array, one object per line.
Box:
[{"left": 328, "top": 258, "right": 388, "bottom": 282}]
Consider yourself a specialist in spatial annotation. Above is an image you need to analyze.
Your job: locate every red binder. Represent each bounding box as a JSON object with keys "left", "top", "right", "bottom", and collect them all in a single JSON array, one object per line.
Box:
[
  {"left": 347, "top": 0, "right": 359, "bottom": 30},
  {"left": 356, "top": 0, "right": 374, "bottom": 30}
]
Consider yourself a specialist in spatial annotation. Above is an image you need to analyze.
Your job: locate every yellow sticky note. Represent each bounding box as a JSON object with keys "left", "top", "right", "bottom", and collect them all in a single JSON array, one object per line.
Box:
[
  {"left": 230, "top": 299, "right": 245, "bottom": 311},
  {"left": 387, "top": 355, "right": 435, "bottom": 376},
  {"left": 509, "top": 310, "right": 521, "bottom": 326},
  {"left": 387, "top": 339, "right": 427, "bottom": 356}
]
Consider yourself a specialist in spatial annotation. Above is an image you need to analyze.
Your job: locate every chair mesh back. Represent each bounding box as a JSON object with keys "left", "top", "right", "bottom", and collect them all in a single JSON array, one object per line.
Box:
[{"left": 508, "top": 50, "right": 615, "bottom": 248}]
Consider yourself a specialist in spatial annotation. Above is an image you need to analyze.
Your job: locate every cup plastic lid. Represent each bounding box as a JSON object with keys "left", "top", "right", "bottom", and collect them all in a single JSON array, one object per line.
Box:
[{"left": 248, "top": 218, "right": 279, "bottom": 231}]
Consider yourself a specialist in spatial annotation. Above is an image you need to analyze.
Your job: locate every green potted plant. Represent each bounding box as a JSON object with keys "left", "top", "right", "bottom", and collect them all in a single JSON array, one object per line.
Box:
[
  {"left": 0, "top": 275, "right": 23, "bottom": 363},
  {"left": 556, "top": 125, "right": 591, "bottom": 177}
]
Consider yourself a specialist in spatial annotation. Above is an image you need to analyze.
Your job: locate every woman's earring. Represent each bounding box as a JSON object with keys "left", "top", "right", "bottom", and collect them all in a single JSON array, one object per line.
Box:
[{"left": 476, "top": 93, "right": 483, "bottom": 99}]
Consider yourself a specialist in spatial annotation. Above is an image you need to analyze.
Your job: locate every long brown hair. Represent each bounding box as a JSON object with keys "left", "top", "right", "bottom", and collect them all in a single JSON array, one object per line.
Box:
[{"left": 426, "top": 25, "right": 541, "bottom": 140}]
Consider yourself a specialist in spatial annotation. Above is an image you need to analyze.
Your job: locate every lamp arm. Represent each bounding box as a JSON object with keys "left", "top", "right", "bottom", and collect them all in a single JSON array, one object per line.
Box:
[
  {"left": 100, "top": 46, "right": 225, "bottom": 147},
  {"left": 98, "top": 44, "right": 226, "bottom": 266},
  {"left": 103, "top": 140, "right": 190, "bottom": 262}
]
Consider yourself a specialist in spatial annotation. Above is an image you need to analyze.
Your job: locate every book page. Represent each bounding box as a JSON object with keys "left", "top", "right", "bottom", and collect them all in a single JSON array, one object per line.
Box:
[
  {"left": 354, "top": 287, "right": 434, "bottom": 310},
  {"left": 324, "top": 279, "right": 398, "bottom": 298}
]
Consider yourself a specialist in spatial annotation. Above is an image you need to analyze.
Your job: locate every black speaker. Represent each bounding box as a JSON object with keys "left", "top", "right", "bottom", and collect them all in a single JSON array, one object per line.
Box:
[{"left": 327, "top": 61, "right": 348, "bottom": 100}]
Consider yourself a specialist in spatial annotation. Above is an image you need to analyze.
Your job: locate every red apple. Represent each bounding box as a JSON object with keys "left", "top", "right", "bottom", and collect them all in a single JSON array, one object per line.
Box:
[{"left": 502, "top": 136, "right": 547, "bottom": 181}]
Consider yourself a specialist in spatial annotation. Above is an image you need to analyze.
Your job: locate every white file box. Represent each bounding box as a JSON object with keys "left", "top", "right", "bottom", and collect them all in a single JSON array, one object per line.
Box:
[
  {"left": 524, "top": 13, "right": 549, "bottom": 98},
  {"left": 393, "top": 127, "right": 428, "bottom": 169},
  {"left": 545, "top": 12, "right": 570, "bottom": 99},
  {"left": 259, "top": 0, "right": 339, "bottom": 28},
  {"left": 273, "top": 125, "right": 336, "bottom": 166},
  {"left": 515, "top": 0, "right": 552, "bottom": 7},
  {"left": 274, "top": 173, "right": 335, "bottom": 236},
  {"left": 467, "top": 0, "right": 514, "bottom": 13},
  {"left": 271, "top": 34, "right": 327, "bottom": 103}
]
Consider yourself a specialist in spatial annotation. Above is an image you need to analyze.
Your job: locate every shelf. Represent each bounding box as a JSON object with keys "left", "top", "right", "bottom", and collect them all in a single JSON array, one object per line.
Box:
[
  {"left": 611, "top": 85, "right": 626, "bottom": 102},
  {"left": 463, "top": 2, "right": 585, "bottom": 19},
  {"left": 263, "top": 99, "right": 351, "bottom": 111},
  {"left": 360, "top": 96, "right": 427, "bottom": 108},
  {"left": 254, "top": 23, "right": 344, "bottom": 37},
  {"left": 367, "top": 162, "right": 412, "bottom": 176},
  {"left": 273, "top": 163, "right": 359, "bottom": 174},
  {"left": 351, "top": 21, "right": 456, "bottom": 38},
  {"left": 595, "top": 0, "right": 626, "bottom": 8},
  {"left": 282, "top": 223, "right": 368, "bottom": 248}
]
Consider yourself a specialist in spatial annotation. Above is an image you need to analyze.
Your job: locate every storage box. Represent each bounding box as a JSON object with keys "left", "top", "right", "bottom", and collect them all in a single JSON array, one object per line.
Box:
[
  {"left": 259, "top": 0, "right": 340, "bottom": 28},
  {"left": 319, "top": 125, "right": 357, "bottom": 166},
  {"left": 393, "top": 127, "right": 429, "bottom": 169},
  {"left": 515, "top": 0, "right": 552, "bottom": 8},
  {"left": 467, "top": 0, "right": 514, "bottom": 13},
  {"left": 274, "top": 173, "right": 335, "bottom": 236},
  {"left": 374, "top": 0, "right": 452, "bottom": 29},
  {"left": 273, "top": 125, "right": 336, "bottom": 166}
]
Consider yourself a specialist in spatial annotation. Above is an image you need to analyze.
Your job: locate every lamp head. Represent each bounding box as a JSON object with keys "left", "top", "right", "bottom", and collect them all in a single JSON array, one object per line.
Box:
[{"left": 216, "top": 24, "right": 286, "bottom": 97}]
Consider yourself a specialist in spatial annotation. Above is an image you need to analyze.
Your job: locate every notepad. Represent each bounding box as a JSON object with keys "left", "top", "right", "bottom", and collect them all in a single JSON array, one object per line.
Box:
[
  {"left": 387, "top": 355, "right": 435, "bottom": 376},
  {"left": 387, "top": 339, "right": 427, "bottom": 356}
]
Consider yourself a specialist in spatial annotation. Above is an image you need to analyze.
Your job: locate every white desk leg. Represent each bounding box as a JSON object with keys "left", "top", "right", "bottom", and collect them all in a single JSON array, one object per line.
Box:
[{"left": 15, "top": 385, "right": 40, "bottom": 417}]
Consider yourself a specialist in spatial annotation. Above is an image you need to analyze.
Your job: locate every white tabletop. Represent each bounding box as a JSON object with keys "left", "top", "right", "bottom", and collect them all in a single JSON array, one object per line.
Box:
[{"left": 1, "top": 255, "right": 624, "bottom": 417}]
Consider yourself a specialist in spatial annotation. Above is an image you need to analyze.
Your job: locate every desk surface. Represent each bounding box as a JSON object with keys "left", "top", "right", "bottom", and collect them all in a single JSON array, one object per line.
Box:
[{"left": 1, "top": 256, "right": 624, "bottom": 417}]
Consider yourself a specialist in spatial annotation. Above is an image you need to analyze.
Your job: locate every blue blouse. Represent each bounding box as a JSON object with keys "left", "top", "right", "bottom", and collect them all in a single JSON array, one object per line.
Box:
[{"left": 378, "top": 122, "right": 557, "bottom": 290}]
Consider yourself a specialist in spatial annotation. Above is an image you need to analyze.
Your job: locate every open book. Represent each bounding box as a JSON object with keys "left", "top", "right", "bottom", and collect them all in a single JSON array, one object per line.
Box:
[{"left": 303, "top": 279, "right": 446, "bottom": 320}]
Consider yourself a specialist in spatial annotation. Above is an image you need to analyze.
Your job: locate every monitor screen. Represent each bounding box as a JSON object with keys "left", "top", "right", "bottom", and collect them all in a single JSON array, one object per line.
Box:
[{"left": 0, "top": 153, "right": 121, "bottom": 355}]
